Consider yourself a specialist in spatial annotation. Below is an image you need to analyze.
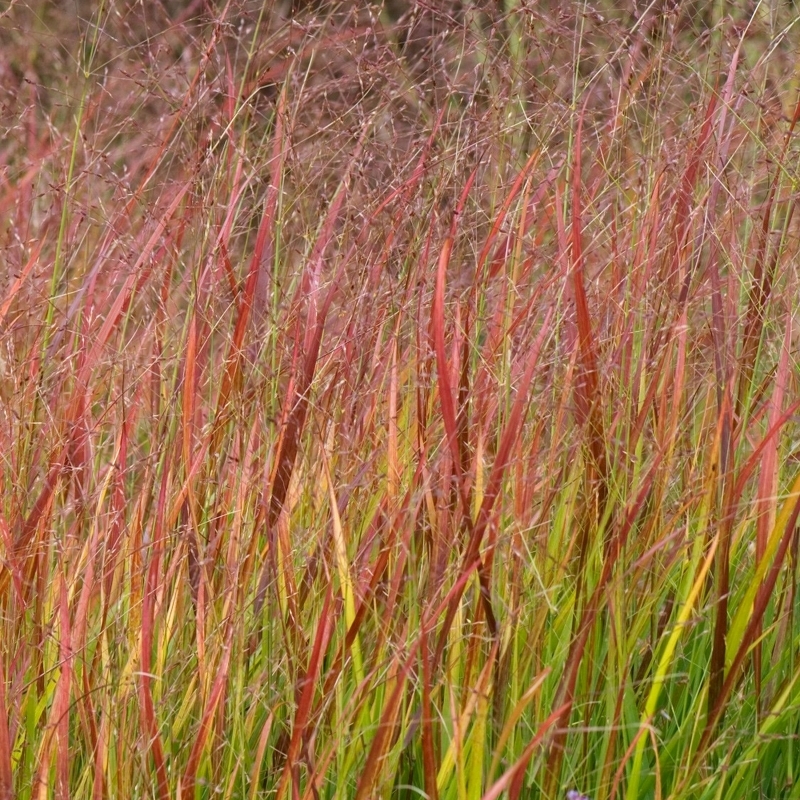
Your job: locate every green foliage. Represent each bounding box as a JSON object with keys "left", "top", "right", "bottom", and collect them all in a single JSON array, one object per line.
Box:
[{"left": 1, "top": 1, "right": 800, "bottom": 799}]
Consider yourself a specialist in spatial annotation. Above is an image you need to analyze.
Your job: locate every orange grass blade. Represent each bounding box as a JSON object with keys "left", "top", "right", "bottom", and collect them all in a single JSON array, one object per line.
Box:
[
  {"left": 248, "top": 713, "right": 275, "bottom": 800},
  {"left": 32, "top": 577, "right": 73, "bottom": 800},
  {"left": 91, "top": 711, "right": 109, "bottom": 800},
  {"left": 480, "top": 703, "right": 569, "bottom": 800}
]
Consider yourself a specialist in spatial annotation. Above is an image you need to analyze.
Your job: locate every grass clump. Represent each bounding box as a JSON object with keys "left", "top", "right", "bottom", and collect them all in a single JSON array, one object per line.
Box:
[{"left": 2, "top": 1, "right": 800, "bottom": 798}]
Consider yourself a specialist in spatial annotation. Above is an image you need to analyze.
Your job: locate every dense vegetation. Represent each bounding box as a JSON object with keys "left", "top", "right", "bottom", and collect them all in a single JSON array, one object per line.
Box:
[{"left": 2, "top": 1, "right": 800, "bottom": 798}]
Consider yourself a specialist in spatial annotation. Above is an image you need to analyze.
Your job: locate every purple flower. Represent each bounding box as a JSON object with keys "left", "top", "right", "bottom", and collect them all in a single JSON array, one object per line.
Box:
[{"left": 566, "top": 792, "right": 590, "bottom": 800}]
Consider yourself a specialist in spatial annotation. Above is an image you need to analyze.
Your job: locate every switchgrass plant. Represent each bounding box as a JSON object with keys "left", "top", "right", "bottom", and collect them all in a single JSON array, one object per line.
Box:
[{"left": 2, "top": 1, "right": 800, "bottom": 798}]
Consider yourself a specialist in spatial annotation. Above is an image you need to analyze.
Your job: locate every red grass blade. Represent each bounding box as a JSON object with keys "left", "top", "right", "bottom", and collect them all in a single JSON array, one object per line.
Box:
[
  {"left": 139, "top": 458, "right": 171, "bottom": 800},
  {"left": 431, "top": 166, "right": 479, "bottom": 499},
  {"left": 54, "top": 579, "right": 71, "bottom": 800},
  {"left": 32, "top": 577, "right": 73, "bottom": 800},
  {"left": 252, "top": 116, "right": 381, "bottom": 624},
  {"left": 569, "top": 101, "right": 609, "bottom": 533},
  {"left": 0, "top": 237, "right": 45, "bottom": 331},
  {"left": 180, "top": 620, "right": 235, "bottom": 799},
  {"left": 212, "top": 84, "right": 288, "bottom": 440},
  {"left": 276, "top": 585, "right": 336, "bottom": 800},
  {"left": 735, "top": 83, "right": 800, "bottom": 418},
  {"left": 545, "top": 449, "right": 665, "bottom": 790},
  {"left": 80, "top": 180, "right": 192, "bottom": 385},
  {"left": 480, "top": 703, "right": 569, "bottom": 800},
  {"left": 752, "top": 317, "right": 792, "bottom": 704},
  {"left": 420, "top": 622, "right": 439, "bottom": 800},
  {"left": 0, "top": 658, "right": 11, "bottom": 800},
  {"left": 670, "top": 88, "right": 718, "bottom": 304},
  {"left": 434, "top": 308, "right": 553, "bottom": 663}
]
